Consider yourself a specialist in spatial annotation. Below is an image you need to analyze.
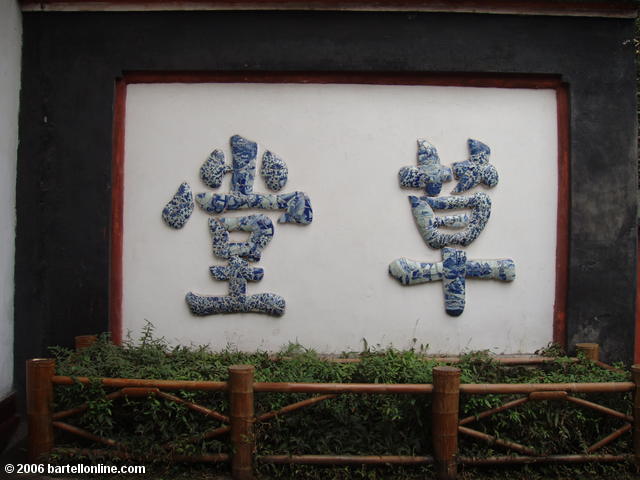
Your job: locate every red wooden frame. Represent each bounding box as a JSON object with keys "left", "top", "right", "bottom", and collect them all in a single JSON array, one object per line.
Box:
[
  {"left": 554, "top": 84, "right": 570, "bottom": 349},
  {"left": 110, "top": 71, "right": 570, "bottom": 349},
  {"left": 110, "top": 78, "right": 127, "bottom": 345}
]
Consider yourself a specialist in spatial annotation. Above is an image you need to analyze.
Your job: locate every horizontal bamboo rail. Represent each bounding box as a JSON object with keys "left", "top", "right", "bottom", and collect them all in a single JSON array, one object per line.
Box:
[
  {"left": 51, "top": 376, "right": 228, "bottom": 391},
  {"left": 120, "top": 387, "right": 159, "bottom": 397},
  {"left": 257, "top": 454, "right": 434, "bottom": 465},
  {"left": 435, "top": 355, "right": 569, "bottom": 365},
  {"left": 279, "top": 355, "right": 569, "bottom": 365},
  {"left": 50, "top": 375, "right": 634, "bottom": 395},
  {"left": 528, "top": 391, "right": 568, "bottom": 400},
  {"left": 459, "top": 382, "right": 634, "bottom": 394},
  {"left": 459, "top": 454, "right": 632, "bottom": 465},
  {"left": 253, "top": 382, "right": 433, "bottom": 393},
  {"left": 27, "top": 341, "right": 637, "bottom": 480}
]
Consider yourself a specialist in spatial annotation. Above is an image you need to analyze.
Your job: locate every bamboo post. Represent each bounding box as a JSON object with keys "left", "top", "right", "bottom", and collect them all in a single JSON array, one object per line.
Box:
[
  {"left": 576, "top": 343, "right": 600, "bottom": 361},
  {"left": 74, "top": 335, "right": 98, "bottom": 351},
  {"left": 229, "top": 365, "right": 255, "bottom": 480},
  {"left": 27, "top": 358, "right": 55, "bottom": 461},
  {"left": 432, "top": 366, "right": 461, "bottom": 480},
  {"left": 632, "top": 365, "right": 640, "bottom": 468}
]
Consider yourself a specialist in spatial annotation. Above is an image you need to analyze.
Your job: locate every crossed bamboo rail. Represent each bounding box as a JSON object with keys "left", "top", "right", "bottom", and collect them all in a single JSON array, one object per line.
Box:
[{"left": 26, "top": 338, "right": 640, "bottom": 480}]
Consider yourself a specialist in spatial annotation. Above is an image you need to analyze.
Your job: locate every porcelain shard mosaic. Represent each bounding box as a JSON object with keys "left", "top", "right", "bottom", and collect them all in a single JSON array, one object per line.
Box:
[
  {"left": 409, "top": 193, "right": 491, "bottom": 249},
  {"left": 162, "top": 135, "right": 312, "bottom": 317},
  {"left": 200, "top": 149, "right": 229, "bottom": 189},
  {"left": 193, "top": 135, "right": 312, "bottom": 225},
  {"left": 390, "top": 138, "right": 515, "bottom": 316},
  {"left": 195, "top": 191, "right": 312, "bottom": 225},
  {"left": 261, "top": 150, "right": 289, "bottom": 191},
  {"left": 399, "top": 139, "right": 452, "bottom": 196},
  {"left": 452, "top": 139, "right": 499, "bottom": 194},
  {"left": 389, "top": 248, "right": 516, "bottom": 316},
  {"left": 187, "top": 214, "right": 285, "bottom": 316},
  {"left": 162, "top": 182, "right": 194, "bottom": 229}
]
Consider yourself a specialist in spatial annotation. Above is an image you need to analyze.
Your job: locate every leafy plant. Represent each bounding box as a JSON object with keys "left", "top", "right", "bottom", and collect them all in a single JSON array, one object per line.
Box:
[{"left": 48, "top": 324, "right": 636, "bottom": 479}]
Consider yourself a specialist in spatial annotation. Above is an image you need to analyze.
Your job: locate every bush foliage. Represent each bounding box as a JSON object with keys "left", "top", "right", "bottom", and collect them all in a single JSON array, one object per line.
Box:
[{"left": 48, "top": 324, "right": 636, "bottom": 479}]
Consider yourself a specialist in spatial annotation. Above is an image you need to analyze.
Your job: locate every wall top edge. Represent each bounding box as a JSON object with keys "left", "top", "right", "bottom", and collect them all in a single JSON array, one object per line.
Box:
[{"left": 19, "top": 0, "right": 639, "bottom": 18}]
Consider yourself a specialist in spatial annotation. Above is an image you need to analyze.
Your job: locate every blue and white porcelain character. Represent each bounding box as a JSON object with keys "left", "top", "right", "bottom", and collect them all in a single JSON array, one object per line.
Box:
[
  {"left": 391, "top": 136, "right": 514, "bottom": 316},
  {"left": 163, "top": 134, "right": 313, "bottom": 317}
]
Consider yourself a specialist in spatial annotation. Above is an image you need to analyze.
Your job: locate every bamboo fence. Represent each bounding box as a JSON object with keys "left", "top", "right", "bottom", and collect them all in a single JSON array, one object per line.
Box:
[{"left": 26, "top": 338, "right": 639, "bottom": 480}]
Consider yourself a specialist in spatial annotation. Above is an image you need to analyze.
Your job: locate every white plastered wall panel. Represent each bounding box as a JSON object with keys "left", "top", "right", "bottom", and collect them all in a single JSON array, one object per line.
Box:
[
  {"left": 0, "top": 0, "right": 21, "bottom": 399},
  {"left": 123, "top": 83, "right": 558, "bottom": 354}
]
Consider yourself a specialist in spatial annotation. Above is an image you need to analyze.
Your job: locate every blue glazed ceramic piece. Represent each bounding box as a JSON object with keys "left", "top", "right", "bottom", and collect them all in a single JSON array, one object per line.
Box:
[
  {"left": 162, "top": 182, "right": 194, "bottom": 229},
  {"left": 442, "top": 248, "right": 467, "bottom": 316},
  {"left": 210, "top": 255, "right": 266, "bottom": 300},
  {"left": 200, "top": 149, "right": 231, "bottom": 189},
  {"left": 399, "top": 139, "right": 453, "bottom": 196},
  {"left": 231, "top": 135, "right": 258, "bottom": 194},
  {"left": 209, "top": 215, "right": 274, "bottom": 262},
  {"left": 186, "top": 290, "right": 286, "bottom": 316},
  {"left": 185, "top": 213, "right": 284, "bottom": 316},
  {"left": 388, "top": 257, "right": 444, "bottom": 284},
  {"left": 466, "top": 259, "right": 516, "bottom": 281},
  {"left": 261, "top": 150, "right": 288, "bottom": 191},
  {"left": 210, "top": 257, "right": 264, "bottom": 287},
  {"left": 451, "top": 139, "right": 499, "bottom": 194},
  {"left": 277, "top": 191, "right": 313, "bottom": 224},
  {"left": 409, "top": 193, "right": 491, "bottom": 249},
  {"left": 196, "top": 192, "right": 278, "bottom": 214},
  {"left": 389, "top": 248, "right": 515, "bottom": 316},
  {"left": 195, "top": 191, "right": 313, "bottom": 225}
]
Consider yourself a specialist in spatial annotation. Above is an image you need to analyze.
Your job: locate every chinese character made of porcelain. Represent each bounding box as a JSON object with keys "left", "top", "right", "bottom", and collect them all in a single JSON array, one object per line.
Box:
[
  {"left": 162, "top": 135, "right": 313, "bottom": 317},
  {"left": 390, "top": 139, "right": 515, "bottom": 316}
]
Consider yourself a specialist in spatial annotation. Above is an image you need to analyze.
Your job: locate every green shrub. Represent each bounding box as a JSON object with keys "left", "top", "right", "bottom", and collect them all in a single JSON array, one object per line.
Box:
[{"left": 48, "top": 324, "right": 636, "bottom": 479}]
